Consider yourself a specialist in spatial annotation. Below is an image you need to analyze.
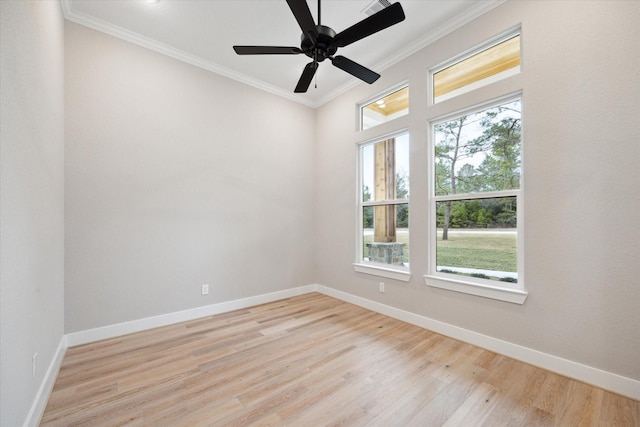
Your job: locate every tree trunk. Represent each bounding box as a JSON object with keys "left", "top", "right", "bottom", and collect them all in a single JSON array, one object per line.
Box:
[
  {"left": 443, "top": 200, "right": 451, "bottom": 240},
  {"left": 441, "top": 118, "right": 463, "bottom": 241}
]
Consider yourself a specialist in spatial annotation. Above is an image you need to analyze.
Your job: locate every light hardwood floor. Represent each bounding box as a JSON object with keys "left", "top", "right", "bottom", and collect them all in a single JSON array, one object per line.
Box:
[{"left": 42, "top": 293, "right": 639, "bottom": 426}]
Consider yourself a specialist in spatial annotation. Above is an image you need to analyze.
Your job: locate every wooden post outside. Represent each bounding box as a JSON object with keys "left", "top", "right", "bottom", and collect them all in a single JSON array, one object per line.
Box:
[{"left": 374, "top": 139, "right": 396, "bottom": 243}]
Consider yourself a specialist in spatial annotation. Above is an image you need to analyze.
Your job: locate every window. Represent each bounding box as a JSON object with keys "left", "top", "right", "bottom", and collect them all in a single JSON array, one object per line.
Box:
[
  {"left": 355, "top": 131, "right": 410, "bottom": 281},
  {"left": 426, "top": 96, "right": 526, "bottom": 303},
  {"left": 432, "top": 32, "right": 520, "bottom": 104},
  {"left": 360, "top": 85, "right": 409, "bottom": 130}
]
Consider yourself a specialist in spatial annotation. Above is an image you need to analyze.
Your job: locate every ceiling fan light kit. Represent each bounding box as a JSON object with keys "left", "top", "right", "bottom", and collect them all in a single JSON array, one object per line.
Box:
[{"left": 233, "top": 0, "right": 405, "bottom": 93}]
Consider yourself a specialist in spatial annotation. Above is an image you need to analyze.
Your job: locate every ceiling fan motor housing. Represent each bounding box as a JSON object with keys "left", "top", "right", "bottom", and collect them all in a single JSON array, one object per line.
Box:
[{"left": 300, "top": 25, "right": 337, "bottom": 61}]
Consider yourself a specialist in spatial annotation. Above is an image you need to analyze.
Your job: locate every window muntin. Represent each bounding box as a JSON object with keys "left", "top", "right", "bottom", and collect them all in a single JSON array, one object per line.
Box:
[
  {"left": 430, "top": 97, "right": 522, "bottom": 288},
  {"left": 359, "top": 132, "right": 409, "bottom": 270},
  {"left": 360, "top": 86, "right": 409, "bottom": 130},
  {"left": 433, "top": 33, "right": 520, "bottom": 104}
]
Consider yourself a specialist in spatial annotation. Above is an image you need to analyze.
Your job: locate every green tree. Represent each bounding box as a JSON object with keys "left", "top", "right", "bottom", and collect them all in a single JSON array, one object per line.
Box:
[
  {"left": 472, "top": 108, "right": 521, "bottom": 191},
  {"left": 434, "top": 116, "right": 467, "bottom": 239},
  {"left": 363, "top": 185, "right": 371, "bottom": 202},
  {"left": 451, "top": 202, "right": 469, "bottom": 227},
  {"left": 456, "top": 163, "right": 482, "bottom": 194},
  {"left": 474, "top": 208, "right": 490, "bottom": 227},
  {"left": 434, "top": 101, "right": 521, "bottom": 238},
  {"left": 396, "top": 172, "right": 409, "bottom": 228},
  {"left": 362, "top": 186, "right": 373, "bottom": 228}
]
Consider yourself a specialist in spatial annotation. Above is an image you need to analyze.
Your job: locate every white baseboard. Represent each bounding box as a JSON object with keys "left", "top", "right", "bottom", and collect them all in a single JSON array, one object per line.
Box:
[
  {"left": 65, "top": 285, "right": 316, "bottom": 347},
  {"left": 60, "top": 283, "right": 639, "bottom": 401},
  {"left": 314, "top": 284, "right": 640, "bottom": 401},
  {"left": 24, "top": 336, "right": 67, "bottom": 427}
]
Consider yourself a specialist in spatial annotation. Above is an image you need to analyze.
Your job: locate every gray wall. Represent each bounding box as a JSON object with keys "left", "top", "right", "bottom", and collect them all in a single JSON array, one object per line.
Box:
[
  {"left": 0, "top": 1, "right": 66, "bottom": 426},
  {"left": 64, "top": 23, "right": 316, "bottom": 333},
  {"left": 315, "top": 0, "right": 640, "bottom": 381}
]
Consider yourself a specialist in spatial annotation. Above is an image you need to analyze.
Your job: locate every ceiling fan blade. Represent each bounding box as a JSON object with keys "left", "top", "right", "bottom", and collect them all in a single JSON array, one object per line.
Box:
[
  {"left": 233, "top": 46, "right": 302, "bottom": 55},
  {"left": 294, "top": 61, "right": 318, "bottom": 93},
  {"left": 329, "top": 2, "right": 405, "bottom": 49},
  {"left": 286, "top": 0, "right": 318, "bottom": 39},
  {"left": 331, "top": 55, "right": 380, "bottom": 84}
]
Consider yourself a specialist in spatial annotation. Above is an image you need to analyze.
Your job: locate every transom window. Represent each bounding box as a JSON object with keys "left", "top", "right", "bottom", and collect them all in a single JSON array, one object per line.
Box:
[
  {"left": 360, "top": 85, "right": 409, "bottom": 130},
  {"left": 432, "top": 32, "right": 520, "bottom": 104}
]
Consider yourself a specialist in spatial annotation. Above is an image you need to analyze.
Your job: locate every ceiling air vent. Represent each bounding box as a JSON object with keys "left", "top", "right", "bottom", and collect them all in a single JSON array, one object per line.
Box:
[{"left": 362, "top": 0, "right": 391, "bottom": 17}]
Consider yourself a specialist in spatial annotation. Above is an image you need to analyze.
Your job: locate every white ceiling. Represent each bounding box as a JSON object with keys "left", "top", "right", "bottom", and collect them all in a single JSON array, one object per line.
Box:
[{"left": 62, "top": 0, "right": 503, "bottom": 107}]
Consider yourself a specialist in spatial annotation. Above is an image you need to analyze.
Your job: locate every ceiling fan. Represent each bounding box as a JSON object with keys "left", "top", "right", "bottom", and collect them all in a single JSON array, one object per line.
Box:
[{"left": 233, "top": 0, "right": 405, "bottom": 93}]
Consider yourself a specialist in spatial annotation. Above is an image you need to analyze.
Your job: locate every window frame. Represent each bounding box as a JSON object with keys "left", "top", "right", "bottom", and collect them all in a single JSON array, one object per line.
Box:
[
  {"left": 354, "top": 128, "right": 411, "bottom": 282},
  {"left": 425, "top": 93, "right": 527, "bottom": 304}
]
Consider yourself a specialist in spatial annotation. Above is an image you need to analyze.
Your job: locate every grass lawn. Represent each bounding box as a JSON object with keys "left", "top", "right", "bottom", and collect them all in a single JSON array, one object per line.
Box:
[
  {"left": 363, "top": 229, "right": 516, "bottom": 273},
  {"left": 436, "top": 229, "right": 517, "bottom": 272}
]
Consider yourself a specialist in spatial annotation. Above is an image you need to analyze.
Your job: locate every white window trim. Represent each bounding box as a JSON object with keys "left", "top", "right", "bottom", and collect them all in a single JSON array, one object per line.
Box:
[
  {"left": 354, "top": 263, "right": 411, "bottom": 282},
  {"left": 355, "top": 128, "right": 410, "bottom": 280},
  {"left": 423, "top": 274, "right": 527, "bottom": 304},
  {"left": 426, "top": 94, "right": 526, "bottom": 304}
]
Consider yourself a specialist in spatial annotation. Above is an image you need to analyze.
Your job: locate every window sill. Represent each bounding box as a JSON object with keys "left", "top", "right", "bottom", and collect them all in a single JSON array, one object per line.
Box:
[
  {"left": 353, "top": 263, "right": 411, "bottom": 282},
  {"left": 424, "top": 274, "right": 527, "bottom": 304}
]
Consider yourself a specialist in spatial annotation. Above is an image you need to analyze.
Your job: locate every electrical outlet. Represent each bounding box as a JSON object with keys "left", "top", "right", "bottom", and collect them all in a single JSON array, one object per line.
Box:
[
  {"left": 201, "top": 284, "right": 209, "bottom": 295},
  {"left": 379, "top": 282, "right": 385, "bottom": 293},
  {"left": 32, "top": 353, "right": 37, "bottom": 379}
]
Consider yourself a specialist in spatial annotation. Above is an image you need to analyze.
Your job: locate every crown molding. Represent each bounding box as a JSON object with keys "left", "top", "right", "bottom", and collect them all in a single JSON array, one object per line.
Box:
[
  {"left": 378, "top": 0, "right": 506, "bottom": 72},
  {"left": 60, "top": 0, "right": 504, "bottom": 109},
  {"left": 60, "top": 0, "right": 316, "bottom": 108},
  {"left": 313, "top": 0, "right": 506, "bottom": 106}
]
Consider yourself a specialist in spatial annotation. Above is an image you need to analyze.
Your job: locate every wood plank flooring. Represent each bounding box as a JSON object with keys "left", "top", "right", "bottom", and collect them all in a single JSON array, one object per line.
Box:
[{"left": 41, "top": 293, "right": 639, "bottom": 426}]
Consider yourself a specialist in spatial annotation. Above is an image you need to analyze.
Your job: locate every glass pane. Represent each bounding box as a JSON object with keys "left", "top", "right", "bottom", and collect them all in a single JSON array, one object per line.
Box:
[
  {"left": 361, "top": 134, "right": 409, "bottom": 202},
  {"left": 363, "top": 203, "right": 409, "bottom": 266},
  {"left": 361, "top": 86, "right": 409, "bottom": 130},
  {"left": 434, "top": 99, "right": 521, "bottom": 196},
  {"left": 435, "top": 197, "right": 517, "bottom": 283},
  {"left": 434, "top": 35, "right": 520, "bottom": 103}
]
